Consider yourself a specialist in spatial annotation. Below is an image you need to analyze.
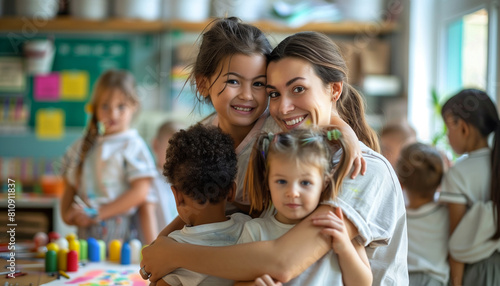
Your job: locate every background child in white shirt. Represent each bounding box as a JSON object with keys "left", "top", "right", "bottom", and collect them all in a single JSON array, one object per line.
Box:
[
  {"left": 61, "top": 70, "right": 157, "bottom": 243},
  {"left": 396, "top": 142, "right": 448, "bottom": 286}
]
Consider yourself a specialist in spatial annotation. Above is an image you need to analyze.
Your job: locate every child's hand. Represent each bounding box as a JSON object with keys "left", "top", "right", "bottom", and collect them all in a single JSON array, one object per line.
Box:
[
  {"left": 64, "top": 204, "right": 95, "bottom": 227},
  {"left": 253, "top": 274, "right": 283, "bottom": 286},
  {"left": 311, "top": 207, "right": 352, "bottom": 255}
]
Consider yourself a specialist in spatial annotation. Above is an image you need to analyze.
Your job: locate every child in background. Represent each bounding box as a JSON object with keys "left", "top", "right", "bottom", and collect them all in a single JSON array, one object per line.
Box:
[
  {"left": 150, "top": 121, "right": 184, "bottom": 229},
  {"left": 380, "top": 121, "right": 417, "bottom": 168},
  {"left": 235, "top": 127, "right": 372, "bottom": 286},
  {"left": 396, "top": 142, "right": 448, "bottom": 286},
  {"left": 133, "top": 121, "right": 184, "bottom": 243},
  {"left": 156, "top": 124, "right": 251, "bottom": 286},
  {"left": 61, "top": 70, "right": 157, "bottom": 243},
  {"left": 437, "top": 89, "right": 500, "bottom": 286}
]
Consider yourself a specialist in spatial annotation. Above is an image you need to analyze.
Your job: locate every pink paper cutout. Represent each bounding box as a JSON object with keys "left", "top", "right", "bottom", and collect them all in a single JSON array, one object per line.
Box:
[{"left": 34, "top": 73, "right": 60, "bottom": 101}]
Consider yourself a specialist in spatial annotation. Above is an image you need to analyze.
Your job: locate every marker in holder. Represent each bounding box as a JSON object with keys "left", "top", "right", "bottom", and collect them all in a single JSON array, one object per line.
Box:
[{"left": 87, "top": 238, "right": 100, "bottom": 262}]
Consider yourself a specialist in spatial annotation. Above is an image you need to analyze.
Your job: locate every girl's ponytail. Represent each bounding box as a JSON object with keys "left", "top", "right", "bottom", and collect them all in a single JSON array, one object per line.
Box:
[
  {"left": 338, "top": 83, "right": 380, "bottom": 153},
  {"left": 76, "top": 114, "right": 99, "bottom": 187},
  {"left": 243, "top": 133, "right": 273, "bottom": 214},
  {"left": 326, "top": 128, "right": 352, "bottom": 198}
]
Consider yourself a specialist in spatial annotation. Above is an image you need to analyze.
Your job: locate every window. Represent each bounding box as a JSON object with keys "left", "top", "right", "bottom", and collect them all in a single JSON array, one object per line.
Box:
[{"left": 445, "top": 9, "right": 489, "bottom": 96}]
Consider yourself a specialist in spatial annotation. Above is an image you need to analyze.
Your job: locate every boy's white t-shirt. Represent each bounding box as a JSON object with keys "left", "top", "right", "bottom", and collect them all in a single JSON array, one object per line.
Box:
[
  {"left": 406, "top": 202, "right": 449, "bottom": 284},
  {"left": 238, "top": 216, "right": 343, "bottom": 285},
  {"left": 162, "top": 213, "right": 252, "bottom": 286}
]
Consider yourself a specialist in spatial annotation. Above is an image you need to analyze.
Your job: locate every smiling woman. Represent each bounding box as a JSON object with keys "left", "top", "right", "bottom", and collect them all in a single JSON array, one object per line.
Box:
[{"left": 265, "top": 31, "right": 408, "bottom": 285}]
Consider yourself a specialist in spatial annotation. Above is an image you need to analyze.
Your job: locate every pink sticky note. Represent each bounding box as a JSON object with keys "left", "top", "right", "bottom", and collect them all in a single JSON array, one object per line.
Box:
[{"left": 34, "top": 73, "right": 60, "bottom": 101}]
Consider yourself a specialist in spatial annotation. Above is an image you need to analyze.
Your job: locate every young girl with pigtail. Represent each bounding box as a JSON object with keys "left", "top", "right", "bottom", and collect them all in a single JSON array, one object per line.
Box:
[
  {"left": 235, "top": 127, "right": 372, "bottom": 286},
  {"left": 60, "top": 70, "right": 157, "bottom": 244},
  {"left": 437, "top": 89, "right": 500, "bottom": 286}
]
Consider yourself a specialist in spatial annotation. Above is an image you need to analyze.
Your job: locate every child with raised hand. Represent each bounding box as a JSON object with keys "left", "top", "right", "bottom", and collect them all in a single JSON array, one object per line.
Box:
[
  {"left": 235, "top": 127, "right": 371, "bottom": 286},
  {"left": 60, "top": 70, "right": 157, "bottom": 243},
  {"left": 155, "top": 123, "right": 251, "bottom": 286},
  {"left": 437, "top": 89, "right": 500, "bottom": 286},
  {"left": 396, "top": 142, "right": 448, "bottom": 286}
]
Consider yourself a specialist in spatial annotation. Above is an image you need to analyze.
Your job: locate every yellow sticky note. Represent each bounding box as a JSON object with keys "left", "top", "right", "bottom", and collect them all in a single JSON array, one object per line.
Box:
[
  {"left": 60, "top": 71, "right": 89, "bottom": 100},
  {"left": 35, "top": 108, "right": 65, "bottom": 139}
]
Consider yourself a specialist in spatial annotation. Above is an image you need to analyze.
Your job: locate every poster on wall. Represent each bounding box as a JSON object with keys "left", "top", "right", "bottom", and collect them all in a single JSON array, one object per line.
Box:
[{"left": 0, "top": 57, "right": 25, "bottom": 93}]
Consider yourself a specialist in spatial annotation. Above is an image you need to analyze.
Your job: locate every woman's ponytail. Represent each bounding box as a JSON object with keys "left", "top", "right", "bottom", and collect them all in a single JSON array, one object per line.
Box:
[{"left": 338, "top": 83, "right": 380, "bottom": 153}]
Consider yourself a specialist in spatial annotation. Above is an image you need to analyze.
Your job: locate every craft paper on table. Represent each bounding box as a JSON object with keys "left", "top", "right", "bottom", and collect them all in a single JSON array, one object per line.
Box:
[
  {"left": 0, "top": 57, "right": 26, "bottom": 92},
  {"left": 34, "top": 73, "right": 60, "bottom": 101},
  {"left": 61, "top": 70, "right": 89, "bottom": 100},
  {"left": 42, "top": 262, "right": 147, "bottom": 286},
  {"left": 35, "top": 108, "right": 65, "bottom": 139}
]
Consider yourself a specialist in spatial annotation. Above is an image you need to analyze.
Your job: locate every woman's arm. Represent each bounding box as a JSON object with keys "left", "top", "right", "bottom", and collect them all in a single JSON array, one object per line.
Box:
[
  {"left": 328, "top": 116, "right": 366, "bottom": 178},
  {"left": 141, "top": 205, "right": 334, "bottom": 283},
  {"left": 448, "top": 202, "right": 467, "bottom": 286},
  {"left": 98, "top": 177, "right": 151, "bottom": 220}
]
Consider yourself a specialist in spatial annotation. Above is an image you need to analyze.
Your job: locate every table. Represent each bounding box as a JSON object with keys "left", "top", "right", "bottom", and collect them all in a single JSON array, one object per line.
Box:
[{"left": 0, "top": 259, "right": 147, "bottom": 286}]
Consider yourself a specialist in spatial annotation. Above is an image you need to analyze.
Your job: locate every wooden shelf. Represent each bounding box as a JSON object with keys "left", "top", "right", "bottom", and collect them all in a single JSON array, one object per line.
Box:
[
  {"left": 0, "top": 17, "right": 398, "bottom": 35},
  {"left": 0, "top": 17, "right": 166, "bottom": 33}
]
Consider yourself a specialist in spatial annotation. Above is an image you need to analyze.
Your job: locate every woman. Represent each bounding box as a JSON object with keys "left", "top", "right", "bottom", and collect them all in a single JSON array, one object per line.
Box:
[{"left": 141, "top": 32, "right": 407, "bottom": 285}]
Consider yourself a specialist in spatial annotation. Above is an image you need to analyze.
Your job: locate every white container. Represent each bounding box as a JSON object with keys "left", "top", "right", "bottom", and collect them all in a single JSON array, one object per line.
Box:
[
  {"left": 24, "top": 39, "right": 56, "bottom": 75},
  {"left": 114, "top": 0, "right": 161, "bottom": 20},
  {"left": 70, "top": 0, "right": 109, "bottom": 20},
  {"left": 15, "top": 0, "right": 59, "bottom": 19},
  {"left": 337, "top": 0, "right": 385, "bottom": 22},
  {"left": 173, "top": 0, "right": 210, "bottom": 22}
]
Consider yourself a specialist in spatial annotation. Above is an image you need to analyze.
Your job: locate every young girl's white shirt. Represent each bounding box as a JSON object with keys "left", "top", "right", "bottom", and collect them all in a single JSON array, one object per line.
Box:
[
  {"left": 406, "top": 202, "right": 449, "bottom": 284},
  {"left": 202, "top": 110, "right": 281, "bottom": 208},
  {"left": 438, "top": 147, "right": 497, "bottom": 262},
  {"left": 62, "top": 129, "right": 157, "bottom": 214},
  {"left": 238, "top": 215, "right": 343, "bottom": 285},
  {"left": 163, "top": 213, "right": 252, "bottom": 286},
  {"left": 438, "top": 148, "right": 491, "bottom": 205}
]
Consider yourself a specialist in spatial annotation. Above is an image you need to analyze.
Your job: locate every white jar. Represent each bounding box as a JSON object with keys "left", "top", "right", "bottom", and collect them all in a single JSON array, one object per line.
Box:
[
  {"left": 70, "top": 0, "right": 109, "bottom": 20},
  {"left": 15, "top": 0, "right": 59, "bottom": 19},
  {"left": 24, "top": 39, "right": 56, "bottom": 75},
  {"left": 113, "top": 0, "right": 161, "bottom": 20}
]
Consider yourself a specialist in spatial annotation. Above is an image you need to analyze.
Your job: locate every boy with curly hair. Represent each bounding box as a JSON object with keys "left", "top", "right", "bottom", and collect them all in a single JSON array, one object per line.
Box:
[{"left": 158, "top": 123, "right": 251, "bottom": 286}]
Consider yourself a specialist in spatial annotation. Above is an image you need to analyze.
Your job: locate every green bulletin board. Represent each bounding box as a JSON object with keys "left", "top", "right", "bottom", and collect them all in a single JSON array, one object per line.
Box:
[{"left": 27, "top": 38, "right": 130, "bottom": 127}]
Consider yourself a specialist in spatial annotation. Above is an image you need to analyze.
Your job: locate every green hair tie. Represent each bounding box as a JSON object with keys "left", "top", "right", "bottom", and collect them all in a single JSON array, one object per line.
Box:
[{"left": 327, "top": 129, "right": 341, "bottom": 141}]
